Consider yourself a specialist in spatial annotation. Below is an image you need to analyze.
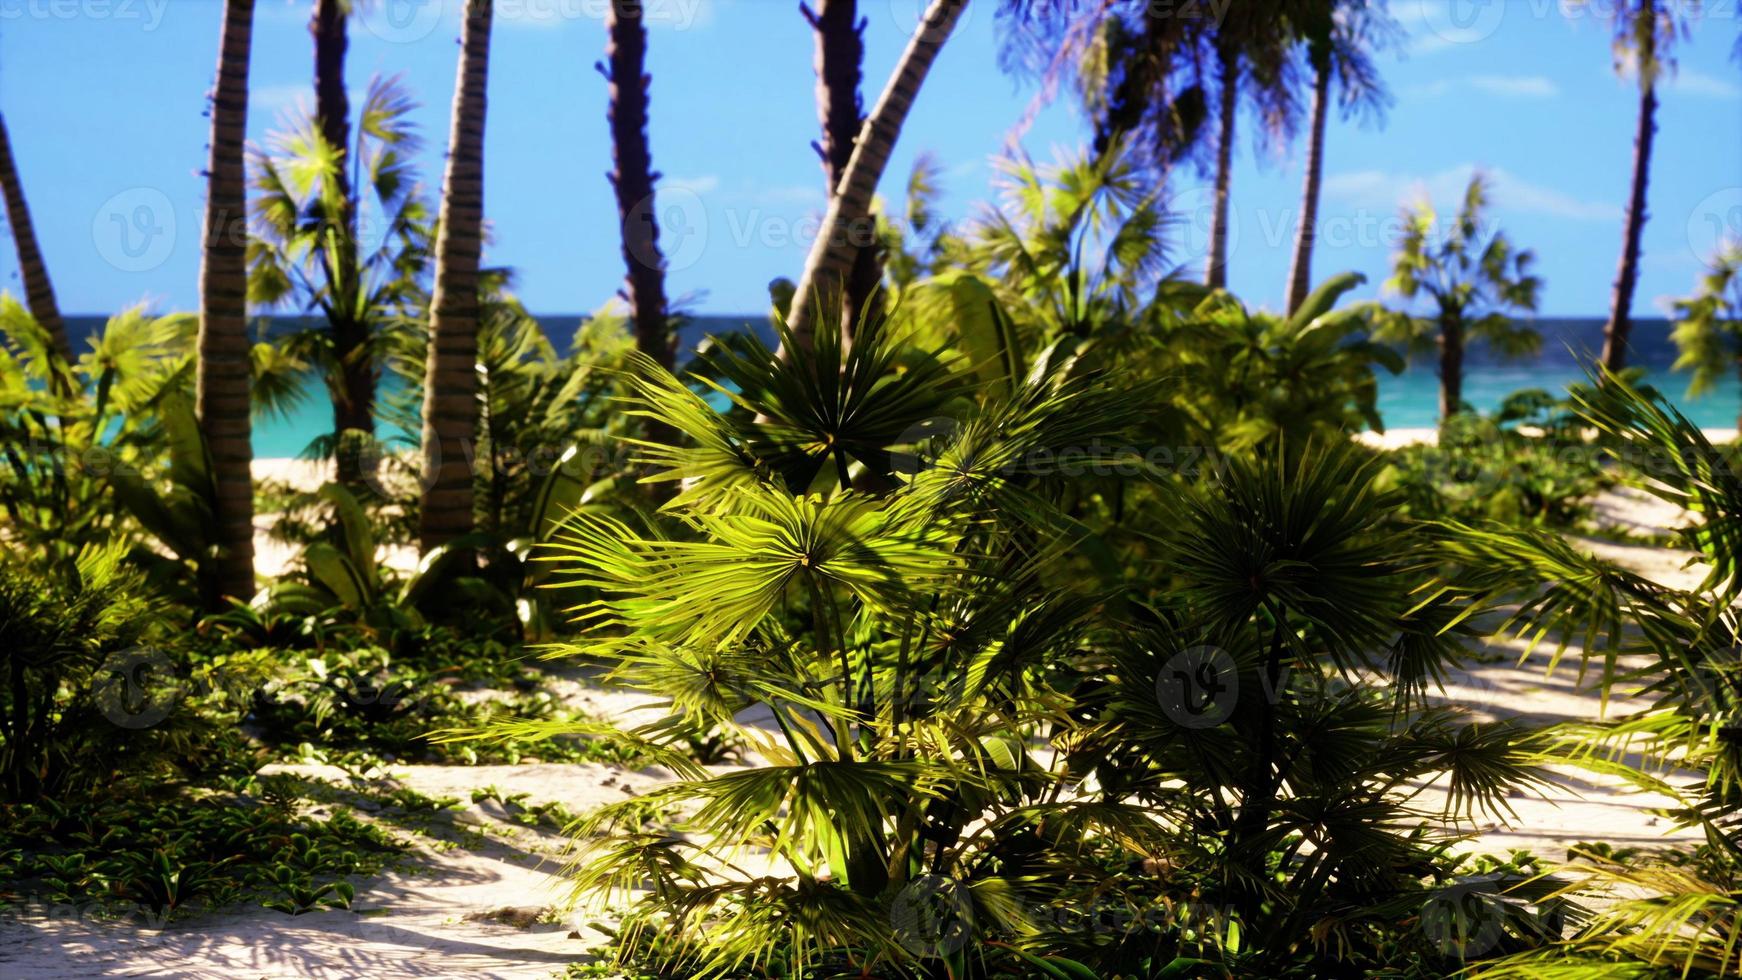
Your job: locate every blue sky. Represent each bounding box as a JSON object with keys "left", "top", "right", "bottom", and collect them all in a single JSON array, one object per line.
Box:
[{"left": 0, "top": 0, "right": 1737, "bottom": 318}]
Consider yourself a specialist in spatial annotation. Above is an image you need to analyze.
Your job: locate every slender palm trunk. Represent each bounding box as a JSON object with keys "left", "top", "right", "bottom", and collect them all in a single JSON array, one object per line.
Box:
[
  {"left": 198, "top": 0, "right": 257, "bottom": 606},
  {"left": 419, "top": 0, "right": 492, "bottom": 552},
  {"left": 807, "top": 0, "right": 882, "bottom": 344},
  {"left": 606, "top": 0, "right": 672, "bottom": 383},
  {"left": 1601, "top": 69, "right": 1657, "bottom": 372},
  {"left": 0, "top": 113, "right": 71, "bottom": 364},
  {"left": 1284, "top": 57, "right": 1330, "bottom": 315},
  {"left": 1204, "top": 42, "right": 1238, "bottom": 290},
  {"left": 1438, "top": 316, "right": 1465, "bottom": 420},
  {"left": 783, "top": 0, "right": 968, "bottom": 354},
  {"left": 312, "top": 0, "right": 371, "bottom": 482},
  {"left": 605, "top": 0, "right": 677, "bottom": 472}
]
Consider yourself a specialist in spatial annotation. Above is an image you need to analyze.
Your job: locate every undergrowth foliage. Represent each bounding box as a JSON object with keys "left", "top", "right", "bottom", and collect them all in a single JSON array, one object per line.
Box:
[{"left": 449, "top": 313, "right": 1563, "bottom": 979}]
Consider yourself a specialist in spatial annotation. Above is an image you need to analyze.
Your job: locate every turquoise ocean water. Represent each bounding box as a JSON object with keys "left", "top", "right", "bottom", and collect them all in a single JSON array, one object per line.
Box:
[{"left": 67, "top": 315, "right": 1732, "bottom": 458}]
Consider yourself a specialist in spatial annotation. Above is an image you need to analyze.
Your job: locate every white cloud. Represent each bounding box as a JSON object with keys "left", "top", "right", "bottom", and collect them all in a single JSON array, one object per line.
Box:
[
  {"left": 1405, "top": 75, "right": 1560, "bottom": 99},
  {"left": 659, "top": 176, "right": 825, "bottom": 210},
  {"left": 495, "top": 0, "right": 715, "bottom": 32},
  {"left": 1666, "top": 69, "right": 1742, "bottom": 100},
  {"left": 665, "top": 175, "right": 721, "bottom": 195},
  {"left": 1324, "top": 164, "right": 1620, "bottom": 222},
  {"left": 1616, "top": 61, "right": 1742, "bottom": 100},
  {"left": 1467, "top": 75, "right": 1559, "bottom": 97}
]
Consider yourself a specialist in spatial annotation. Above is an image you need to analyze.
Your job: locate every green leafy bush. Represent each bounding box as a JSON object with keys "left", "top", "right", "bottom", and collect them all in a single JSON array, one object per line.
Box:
[
  {"left": 453, "top": 319, "right": 1558, "bottom": 978},
  {"left": 0, "top": 785, "right": 400, "bottom": 921},
  {"left": 0, "top": 543, "right": 170, "bottom": 801},
  {"left": 1380, "top": 390, "right": 1612, "bottom": 528}
]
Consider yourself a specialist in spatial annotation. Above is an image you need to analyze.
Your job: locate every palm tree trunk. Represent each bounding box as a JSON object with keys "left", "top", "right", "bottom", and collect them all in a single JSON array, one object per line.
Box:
[
  {"left": 312, "top": 0, "right": 371, "bottom": 483},
  {"left": 1438, "top": 317, "right": 1464, "bottom": 420},
  {"left": 198, "top": 0, "right": 257, "bottom": 606},
  {"left": 606, "top": 0, "right": 672, "bottom": 383},
  {"left": 0, "top": 113, "right": 71, "bottom": 364},
  {"left": 419, "top": 0, "right": 492, "bottom": 552},
  {"left": 782, "top": 0, "right": 968, "bottom": 355},
  {"left": 1600, "top": 70, "right": 1657, "bottom": 372},
  {"left": 806, "top": 0, "right": 883, "bottom": 345},
  {"left": 1204, "top": 41, "right": 1238, "bottom": 291},
  {"left": 1284, "top": 57, "right": 1330, "bottom": 315}
]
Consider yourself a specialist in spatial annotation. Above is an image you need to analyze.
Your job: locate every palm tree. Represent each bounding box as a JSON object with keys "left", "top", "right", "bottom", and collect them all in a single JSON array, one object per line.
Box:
[
  {"left": 1668, "top": 242, "right": 1742, "bottom": 428},
  {"left": 248, "top": 77, "right": 429, "bottom": 486},
  {"left": 1379, "top": 175, "right": 1542, "bottom": 421},
  {"left": 803, "top": 0, "right": 883, "bottom": 343},
  {"left": 0, "top": 113, "right": 70, "bottom": 365},
  {"left": 418, "top": 0, "right": 493, "bottom": 552},
  {"left": 604, "top": 0, "right": 672, "bottom": 386},
  {"left": 1600, "top": 0, "right": 1682, "bottom": 371},
  {"left": 1203, "top": 39, "right": 1239, "bottom": 290},
  {"left": 1203, "top": 7, "right": 1302, "bottom": 290},
  {"left": 783, "top": 0, "right": 969, "bottom": 353},
  {"left": 196, "top": 0, "right": 258, "bottom": 605},
  {"left": 1283, "top": 0, "right": 1393, "bottom": 314},
  {"left": 310, "top": 0, "right": 374, "bottom": 482}
]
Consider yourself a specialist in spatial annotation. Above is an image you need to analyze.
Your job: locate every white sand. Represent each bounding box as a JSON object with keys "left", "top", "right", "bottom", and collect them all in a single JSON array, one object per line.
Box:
[
  {"left": 252, "top": 457, "right": 337, "bottom": 493},
  {"left": 250, "top": 459, "right": 420, "bottom": 580},
  {"left": 1356, "top": 427, "right": 1741, "bottom": 450},
  {"left": 1355, "top": 427, "right": 1438, "bottom": 449}
]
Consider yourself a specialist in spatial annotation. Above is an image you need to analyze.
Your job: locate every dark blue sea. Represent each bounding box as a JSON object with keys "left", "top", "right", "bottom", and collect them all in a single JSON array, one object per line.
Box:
[{"left": 66, "top": 315, "right": 1728, "bottom": 458}]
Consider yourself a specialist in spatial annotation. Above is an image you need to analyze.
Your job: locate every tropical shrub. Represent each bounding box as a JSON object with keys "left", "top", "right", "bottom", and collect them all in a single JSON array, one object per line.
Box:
[
  {"left": 884, "top": 144, "right": 1402, "bottom": 456},
  {"left": 1064, "top": 443, "right": 1563, "bottom": 977},
  {"left": 453, "top": 315, "right": 1556, "bottom": 978},
  {"left": 0, "top": 542, "right": 167, "bottom": 801},
  {"left": 1381, "top": 389, "right": 1612, "bottom": 528},
  {"left": 383, "top": 276, "right": 633, "bottom": 528},
  {"left": 0, "top": 300, "right": 193, "bottom": 567},
  {"left": 1152, "top": 272, "right": 1402, "bottom": 451},
  {"left": 936, "top": 145, "right": 1168, "bottom": 343},
  {"left": 0, "top": 297, "right": 303, "bottom": 604}
]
